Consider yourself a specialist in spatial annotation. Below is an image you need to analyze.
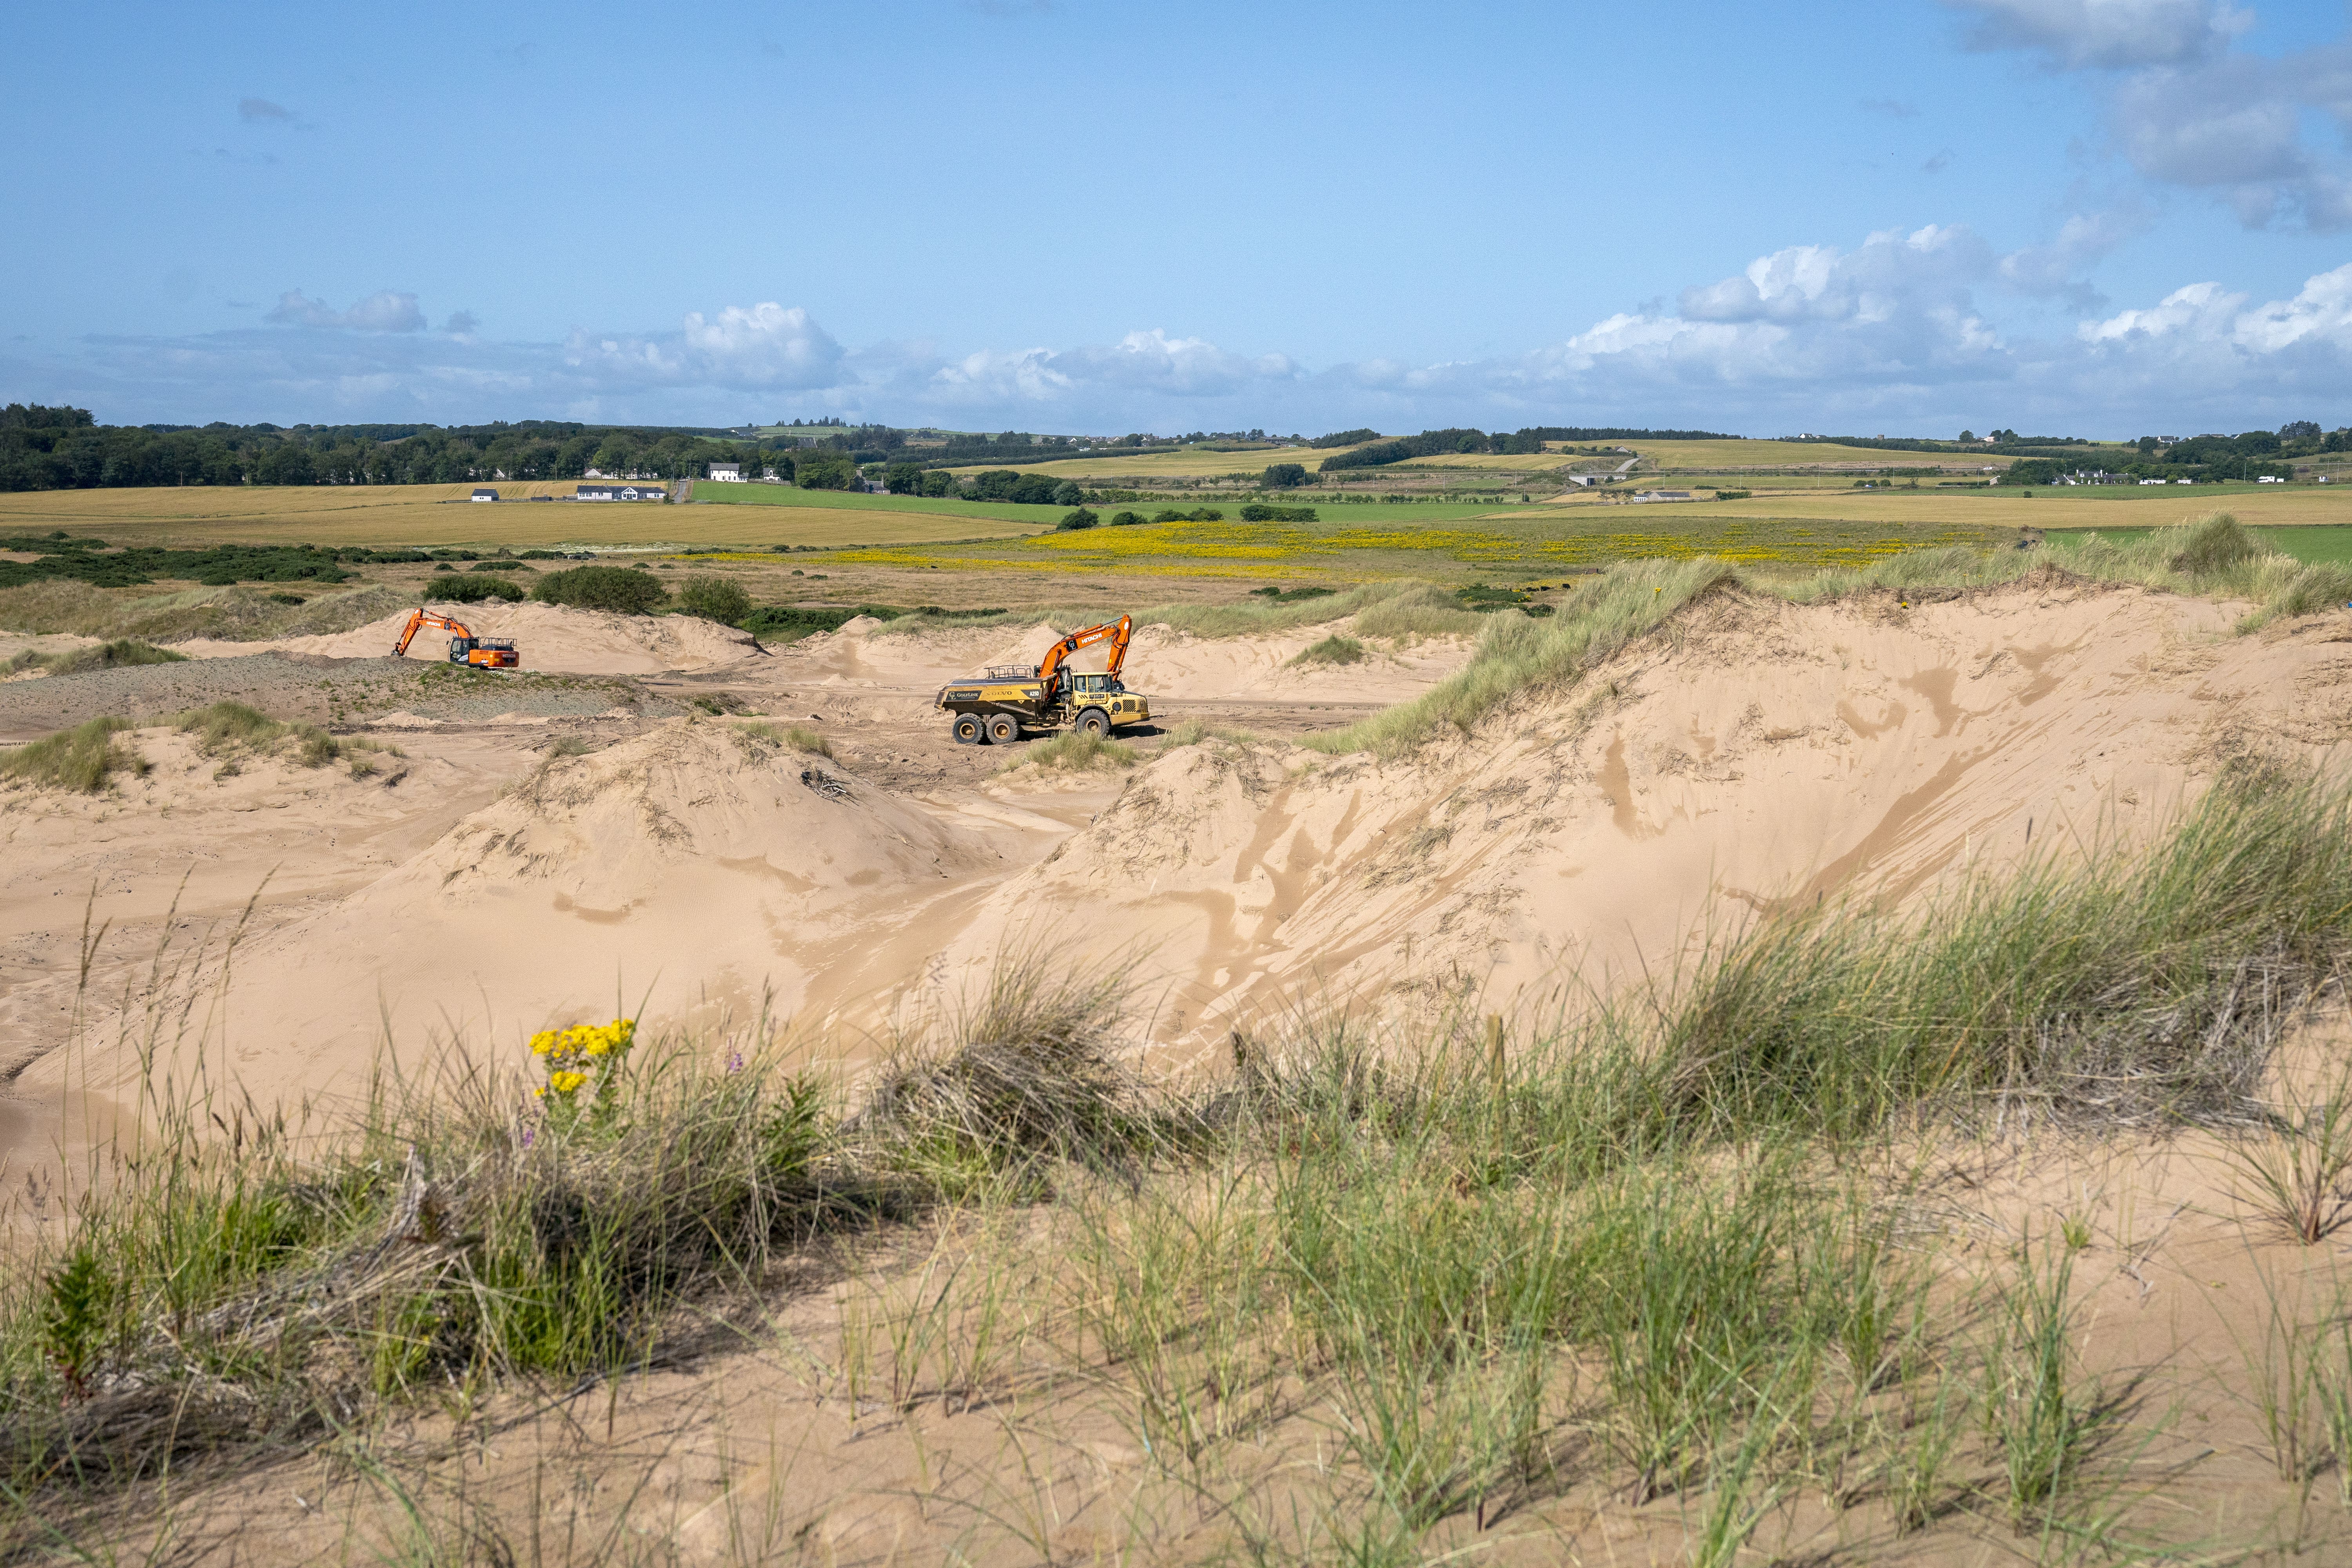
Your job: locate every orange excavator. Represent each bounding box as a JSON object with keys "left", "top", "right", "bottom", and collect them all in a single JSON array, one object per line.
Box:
[
  {"left": 934, "top": 614, "right": 1149, "bottom": 744},
  {"left": 391, "top": 609, "right": 519, "bottom": 669}
]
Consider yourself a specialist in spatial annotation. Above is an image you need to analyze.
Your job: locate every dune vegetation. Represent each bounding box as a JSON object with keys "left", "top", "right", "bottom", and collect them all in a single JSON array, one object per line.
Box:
[{"left": 8, "top": 757, "right": 2352, "bottom": 1559}]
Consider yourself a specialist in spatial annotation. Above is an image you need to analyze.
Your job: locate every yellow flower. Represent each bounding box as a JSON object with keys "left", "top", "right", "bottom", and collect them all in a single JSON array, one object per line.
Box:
[
  {"left": 529, "top": 1031, "right": 557, "bottom": 1056},
  {"left": 548, "top": 1069, "right": 589, "bottom": 1096}
]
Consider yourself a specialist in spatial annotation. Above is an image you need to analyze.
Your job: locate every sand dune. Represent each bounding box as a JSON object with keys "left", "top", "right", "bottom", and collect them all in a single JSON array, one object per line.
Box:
[
  {"left": 174, "top": 601, "right": 760, "bottom": 674},
  {"left": 18, "top": 579, "right": 2352, "bottom": 1121},
  {"left": 921, "top": 578, "right": 2352, "bottom": 1053}
]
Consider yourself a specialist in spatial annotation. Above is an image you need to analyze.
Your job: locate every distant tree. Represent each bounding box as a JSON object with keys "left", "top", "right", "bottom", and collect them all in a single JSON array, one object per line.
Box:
[
  {"left": 2137, "top": 436, "right": 2160, "bottom": 456},
  {"left": 969, "top": 469, "right": 1021, "bottom": 501},
  {"left": 883, "top": 462, "right": 922, "bottom": 494},
  {"left": 1261, "top": 463, "right": 1308, "bottom": 488},
  {"left": 1110, "top": 510, "right": 1145, "bottom": 525},
  {"left": 1056, "top": 507, "right": 1099, "bottom": 531},
  {"left": 2281, "top": 420, "right": 2322, "bottom": 443},
  {"left": 795, "top": 451, "right": 856, "bottom": 490},
  {"left": 1957, "top": 430, "right": 1976, "bottom": 443},
  {"left": 1009, "top": 473, "right": 1058, "bottom": 505},
  {"left": 1050, "top": 479, "right": 1085, "bottom": 506},
  {"left": 2236, "top": 429, "right": 2281, "bottom": 455},
  {"left": 919, "top": 470, "right": 954, "bottom": 497}
]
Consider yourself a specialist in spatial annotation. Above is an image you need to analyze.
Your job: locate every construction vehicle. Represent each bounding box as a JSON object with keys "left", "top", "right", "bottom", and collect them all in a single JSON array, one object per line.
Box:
[
  {"left": 935, "top": 614, "right": 1149, "bottom": 744},
  {"left": 391, "top": 609, "right": 519, "bottom": 670}
]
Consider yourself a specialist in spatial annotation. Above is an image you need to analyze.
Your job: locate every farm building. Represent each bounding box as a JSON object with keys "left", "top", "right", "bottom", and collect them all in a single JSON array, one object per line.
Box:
[
  {"left": 469, "top": 487, "right": 499, "bottom": 502},
  {"left": 1630, "top": 489, "right": 1693, "bottom": 503},
  {"left": 1565, "top": 474, "right": 1607, "bottom": 488},
  {"left": 576, "top": 483, "right": 667, "bottom": 502},
  {"left": 707, "top": 463, "right": 744, "bottom": 482}
]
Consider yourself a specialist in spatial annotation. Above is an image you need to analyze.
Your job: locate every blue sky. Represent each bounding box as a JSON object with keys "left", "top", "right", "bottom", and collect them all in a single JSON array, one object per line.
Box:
[{"left": 7, "top": 0, "right": 2352, "bottom": 437}]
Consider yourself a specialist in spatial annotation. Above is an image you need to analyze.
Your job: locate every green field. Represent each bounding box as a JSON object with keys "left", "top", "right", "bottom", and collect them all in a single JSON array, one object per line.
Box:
[{"left": 2045, "top": 523, "right": 2352, "bottom": 566}]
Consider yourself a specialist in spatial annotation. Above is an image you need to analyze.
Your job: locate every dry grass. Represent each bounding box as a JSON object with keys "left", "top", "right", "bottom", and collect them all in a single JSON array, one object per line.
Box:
[
  {"left": 0, "top": 717, "right": 144, "bottom": 793},
  {"left": 997, "top": 730, "right": 1140, "bottom": 774}
]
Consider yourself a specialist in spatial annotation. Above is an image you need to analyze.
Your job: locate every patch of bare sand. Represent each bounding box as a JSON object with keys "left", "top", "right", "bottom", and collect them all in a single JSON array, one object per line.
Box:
[
  {"left": 776, "top": 614, "right": 1476, "bottom": 702},
  {"left": 917, "top": 581, "right": 2352, "bottom": 1055},
  {"left": 173, "top": 601, "right": 759, "bottom": 675},
  {"left": 9, "top": 719, "right": 1061, "bottom": 1121}
]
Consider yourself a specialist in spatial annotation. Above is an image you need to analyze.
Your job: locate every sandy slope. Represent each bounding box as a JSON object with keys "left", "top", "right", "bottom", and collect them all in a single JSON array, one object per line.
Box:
[
  {"left": 173, "top": 602, "right": 760, "bottom": 674},
  {"left": 8, "top": 720, "right": 1065, "bottom": 1115},
  {"left": 919, "top": 576, "right": 2352, "bottom": 1053},
  {"left": 774, "top": 615, "right": 1475, "bottom": 702}
]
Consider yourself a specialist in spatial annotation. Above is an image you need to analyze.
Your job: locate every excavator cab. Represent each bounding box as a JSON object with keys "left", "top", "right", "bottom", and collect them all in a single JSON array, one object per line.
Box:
[{"left": 450, "top": 635, "right": 518, "bottom": 668}]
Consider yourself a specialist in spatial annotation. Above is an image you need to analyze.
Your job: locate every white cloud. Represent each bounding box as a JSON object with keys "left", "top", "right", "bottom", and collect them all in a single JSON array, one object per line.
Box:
[
  {"left": 1948, "top": 0, "right": 2352, "bottom": 230},
  {"left": 1945, "top": 0, "right": 2246, "bottom": 69},
  {"left": 1995, "top": 205, "right": 2153, "bottom": 304},
  {"left": 265, "top": 289, "right": 425, "bottom": 332},
  {"left": 24, "top": 249, "right": 2352, "bottom": 436}
]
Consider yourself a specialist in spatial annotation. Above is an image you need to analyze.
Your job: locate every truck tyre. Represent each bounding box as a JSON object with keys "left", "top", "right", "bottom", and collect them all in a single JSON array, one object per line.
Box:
[
  {"left": 985, "top": 713, "right": 1019, "bottom": 744},
  {"left": 951, "top": 714, "right": 983, "bottom": 745},
  {"left": 1076, "top": 708, "right": 1111, "bottom": 736}
]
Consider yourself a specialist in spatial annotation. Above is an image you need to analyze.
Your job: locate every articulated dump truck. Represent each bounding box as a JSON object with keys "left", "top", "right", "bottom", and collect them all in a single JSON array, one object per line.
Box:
[{"left": 934, "top": 614, "right": 1151, "bottom": 745}]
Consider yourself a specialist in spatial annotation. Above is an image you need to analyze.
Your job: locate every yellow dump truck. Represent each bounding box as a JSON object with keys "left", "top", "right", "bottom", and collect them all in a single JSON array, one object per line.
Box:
[{"left": 935, "top": 615, "right": 1151, "bottom": 744}]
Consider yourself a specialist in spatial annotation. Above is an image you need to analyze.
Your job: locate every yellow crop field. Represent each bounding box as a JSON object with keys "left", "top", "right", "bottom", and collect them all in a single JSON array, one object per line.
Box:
[
  {"left": 0, "top": 486, "right": 1045, "bottom": 550},
  {"left": 828, "top": 511, "right": 2001, "bottom": 581}
]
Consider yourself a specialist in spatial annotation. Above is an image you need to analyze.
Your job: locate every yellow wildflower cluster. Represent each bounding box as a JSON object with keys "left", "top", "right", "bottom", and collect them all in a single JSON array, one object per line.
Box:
[{"left": 530, "top": 1017, "right": 637, "bottom": 1102}]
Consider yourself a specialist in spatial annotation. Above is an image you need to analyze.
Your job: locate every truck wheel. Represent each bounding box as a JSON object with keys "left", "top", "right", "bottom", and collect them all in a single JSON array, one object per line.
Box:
[
  {"left": 951, "top": 714, "right": 983, "bottom": 745},
  {"left": 985, "top": 713, "right": 1019, "bottom": 744},
  {"left": 1076, "top": 708, "right": 1111, "bottom": 736}
]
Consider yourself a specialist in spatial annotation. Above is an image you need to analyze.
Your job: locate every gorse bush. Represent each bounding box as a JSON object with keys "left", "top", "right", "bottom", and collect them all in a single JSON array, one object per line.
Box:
[
  {"left": 673, "top": 573, "right": 751, "bottom": 624},
  {"left": 432, "top": 576, "right": 524, "bottom": 604},
  {"left": 530, "top": 564, "right": 668, "bottom": 615}
]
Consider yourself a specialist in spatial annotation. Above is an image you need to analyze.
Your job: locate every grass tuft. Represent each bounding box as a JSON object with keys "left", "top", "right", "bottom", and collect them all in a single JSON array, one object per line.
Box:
[
  {"left": 0, "top": 717, "right": 143, "bottom": 793},
  {"left": 734, "top": 720, "right": 832, "bottom": 757},
  {"left": 1290, "top": 633, "right": 1367, "bottom": 667},
  {"left": 998, "top": 730, "right": 1138, "bottom": 774}
]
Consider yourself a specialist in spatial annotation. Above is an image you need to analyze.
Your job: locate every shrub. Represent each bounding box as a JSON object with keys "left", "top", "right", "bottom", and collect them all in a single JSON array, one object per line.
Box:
[
  {"left": 1051, "top": 481, "right": 1085, "bottom": 507},
  {"left": 675, "top": 575, "right": 753, "bottom": 624},
  {"left": 531, "top": 564, "right": 669, "bottom": 615},
  {"left": 468, "top": 561, "right": 529, "bottom": 572},
  {"left": 1056, "top": 508, "right": 1100, "bottom": 531},
  {"left": 0, "top": 716, "right": 142, "bottom": 793},
  {"left": 434, "top": 577, "right": 526, "bottom": 604},
  {"left": 1261, "top": 463, "right": 1308, "bottom": 488},
  {"left": 1240, "top": 503, "right": 1318, "bottom": 522},
  {"left": 1110, "top": 510, "right": 1145, "bottom": 526}
]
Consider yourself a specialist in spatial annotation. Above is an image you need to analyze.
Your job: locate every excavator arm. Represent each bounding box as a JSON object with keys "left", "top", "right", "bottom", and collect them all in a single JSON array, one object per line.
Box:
[
  {"left": 1035, "top": 615, "right": 1132, "bottom": 693},
  {"left": 392, "top": 609, "right": 474, "bottom": 658}
]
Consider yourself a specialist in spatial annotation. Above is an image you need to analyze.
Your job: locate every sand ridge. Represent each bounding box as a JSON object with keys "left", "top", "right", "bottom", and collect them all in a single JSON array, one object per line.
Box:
[
  {"left": 916, "top": 579, "right": 2352, "bottom": 1053},
  {"left": 173, "top": 601, "right": 762, "bottom": 674}
]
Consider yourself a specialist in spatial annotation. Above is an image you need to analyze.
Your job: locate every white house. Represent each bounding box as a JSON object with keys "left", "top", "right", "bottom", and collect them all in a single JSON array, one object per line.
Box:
[
  {"left": 1630, "top": 489, "right": 1693, "bottom": 503},
  {"left": 470, "top": 487, "right": 499, "bottom": 502},
  {"left": 577, "top": 483, "right": 667, "bottom": 502},
  {"left": 707, "top": 463, "right": 744, "bottom": 482}
]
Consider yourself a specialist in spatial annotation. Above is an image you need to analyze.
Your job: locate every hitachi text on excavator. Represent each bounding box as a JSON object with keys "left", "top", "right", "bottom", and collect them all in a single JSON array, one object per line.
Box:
[
  {"left": 933, "top": 615, "right": 1150, "bottom": 744},
  {"left": 391, "top": 609, "right": 519, "bottom": 670}
]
